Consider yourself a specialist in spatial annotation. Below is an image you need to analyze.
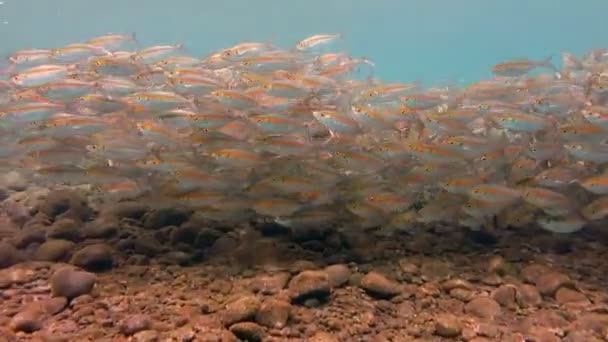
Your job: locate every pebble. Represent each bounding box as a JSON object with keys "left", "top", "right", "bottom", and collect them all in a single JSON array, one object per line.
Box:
[
  {"left": 535, "top": 271, "right": 571, "bottom": 296},
  {"left": 47, "top": 218, "right": 82, "bottom": 242},
  {"left": 359, "top": 271, "right": 402, "bottom": 299},
  {"left": 487, "top": 255, "right": 507, "bottom": 274},
  {"left": 434, "top": 313, "right": 462, "bottom": 338},
  {"left": 250, "top": 272, "right": 290, "bottom": 295},
  {"left": 221, "top": 295, "right": 261, "bottom": 326},
  {"left": 555, "top": 287, "right": 590, "bottom": 305},
  {"left": 516, "top": 284, "right": 542, "bottom": 308},
  {"left": 120, "top": 314, "right": 152, "bottom": 336},
  {"left": 229, "top": 322, "right": 265, "bottom": 342},
  {"left": 491, "top": 284, "right": 517, "bottom": 309},
  {"left": 34, "top": 239, "right": 75, "bottom": 262},
  {"left": 309, "top": 331, "right": 340, "bottom": 342},
  {"left": 465, "top": 297, "right": 501, "bottom": 319},
  {"left": 255, "top": 299, "right": 291, "bottom": 329},
  {"left": 70, "top": 243, "right": 114, "bottom": 271},
  {"left": 132, "top": 330, "right": 159, "bottom": 342},
  {"left": 521, "top": 264, "right": 549, "bottom": 284},
  {"left": 0, "top": 241, "right": 21, "bottom": 269},
  {"left": 287, "top": 270, "right": 330, "bottom": 303},
  {"left": 324, "top": 264, "right": 350, "bottom": 288},
  {"left": 50, "top": 267, "right": 97, "bottom": 299},
  {"left": 10, "top": 308, "right": 44, "bottom": 333}
]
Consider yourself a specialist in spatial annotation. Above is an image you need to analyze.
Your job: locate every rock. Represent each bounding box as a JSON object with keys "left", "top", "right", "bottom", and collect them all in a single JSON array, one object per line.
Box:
[
  {"left": 70, "top": 243, "right": 113, "bottom": 271},
  {"left": 120, "top": 314, "right": 152, "bottom": 336},
  {"left": 255, "top": 299, "right": 291, "bottom": 329},
  {"left": 441, "top": 278, "right": 474, "bottom": 292},
  {"left": 555, "top": 288, "right": 590, "bottom": 305},
  {"left": 10, "top": 308, "right": 44, "bottom": 333},
  {"left": 309, "top": 332, "right": 339, "bottom": 342},
  {"left": 434, "top": 313, "right": 462, "bottom": 338},
  {"left": 132, "top": 330, "right": 159, "bottom": 342},
  {"left": 1, "top": 171, "right": 27, "bottom": 191},
  {"left": 521, "top": 309, "right": 569, "bottom": 331},
  {"left": 0, "top": 241, "right": 21, "bottom": 269},
  {"left": 34, "top": 239, "right": 74, "bottom": 262},
  {"left": 169, "top": 225, "right": 199, "bottom": 245},
  {"left": 50, "top": 267, "right": 96, "bottom": 299},
  {"left": 521, "top": 264, "right": 549, "bottom": 284},
  {"left": 221, "top": 295, "right": 261, "bottom": 326},
  {"left": 12, "top": 226, "right": 46, "bottom": 248},
  {"left": 465, "top": 297, "right": 501, "bottom": 319},
  {"left": 82, "top": 218, "right": 118, "bottom": 239},
  {"left": 108, "top": 202, "right": 149, "bottom": 220},
  {"left": 420, "top": 260, "right": 452, "bottom": 281},
  {"left": 41, "top": 297, "right": 68, "bottom": 315},
  {"left": 160, "top": 251, "right": 191, "bottom": 266},
  {"left": 229, "top": 322, "right": 265, "bottom": 342},
  {"left": 359, "top": 271, "right": 401, "bottom": 299},
  {"left": 487, "top": 255, "right": 507, "bottom": 274},
  {"left": 46, "top": 218, "right": 81, "bottom": 242},
  {"left": 491, "top": 284, "right": 517, "bottom": 309},
  {"left": 249, "top": 272, "right": 290, "bottom": 295},
  {"left": 287, "top": 270, "right": 330, "bottom": 302},
  {"left": 324, "top": 264, "right": 350, "bottom": 288},
  {"left": 516, "top": 284, "right": 542, "bottom": 308},
  {"left": 535, "top": 272, "right": 571, "bottom": 296},
  {"left": 0, "top": 267, "right": 34, "bottom": 287},
  {"left": 570, "top": 313, "right": 608, "bottom": 337},
  {"left": 38, "top": 190, "right": 93, "bottom": 221},
  {"left": 142, "top": 208, "right": 191, "bottom": 229},
  {"left": 133, "top": 234, "right": 164, "bottom": 256}
]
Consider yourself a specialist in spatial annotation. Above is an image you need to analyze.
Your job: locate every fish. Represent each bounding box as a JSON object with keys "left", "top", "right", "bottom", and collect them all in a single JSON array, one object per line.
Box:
[
  {"left": 1, "top": 33, "right": 608, "bottom": 236},
  {"left": 492, "top": 57, "right": 557, "bottom": 77}
]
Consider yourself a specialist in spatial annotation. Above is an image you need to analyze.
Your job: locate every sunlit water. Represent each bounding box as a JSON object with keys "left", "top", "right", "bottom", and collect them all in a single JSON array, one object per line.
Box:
[{"left": 0, "top": 0, "right": 606, "bottom": 85}]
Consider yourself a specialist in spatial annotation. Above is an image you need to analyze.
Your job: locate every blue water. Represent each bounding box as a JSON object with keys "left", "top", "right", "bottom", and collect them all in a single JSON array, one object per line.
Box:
[{"left": 1, "top": 0, "right": 606, "bottom": 85}]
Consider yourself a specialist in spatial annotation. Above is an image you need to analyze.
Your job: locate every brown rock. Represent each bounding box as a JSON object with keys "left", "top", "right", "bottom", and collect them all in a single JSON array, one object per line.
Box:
[
  {"left": 516, "top": 284, "right": 542, "bottom": 308},
  {"left": 465, "top": 297, "right": 501, "bottom": 319},
  {"left": 0, "top": 241, "right": 21, "bottom": 269},
  {"left": 491, "top": 284, "right": 517, "bottom": 309},
  {"left": 521, "top": 264, "right": 549, "bottom": 284},
  {"left": 535, "top": 272, "right": 571, "bottom": 296},
  {"left": 487, "top": 255, "right": 507, "bottom": 274},
  {"left": 249, "top": 272, "right": 290, "bottom": 295},
  {"left": 34, "top": 239, "right": 74, "bottom": 261},
  {"left": 324, "top": 264, "right": 350, "bottom": 288},
  {"left": 287, "top": 270, "right": 330, "bottom": 302},
  {"left": 221, "top": 295, "right": 261, "bottom": 326},
  {"left": 229, "top": 322, "right": 265, "bottom": 342},
  {"left": 442, "top": 278, "right": 473, "bottom": 292},
  {"left": 309, "top": 332, "right": 340, "bottom": 342},
  {"left": 70, "top": 243, "right": 114, "bottom": 271},
  {"left": 434, "top": 313, "right": 462, "bottom": 337},
  {"left": 47, "top": 218, "right": 81, "bottom": 241},
  {"left": 10, "top": 308, "right": 44, "bottom": 333},
  {"left": 570, "top": 313, "right": 608, "bottom": 336},
  {"left": 50, "top": 267, "right": 96, "bottom": 299},
  {"left": 120, "top": 314, "right": 152, "bottom": 336},
  {"left": 555, "top": 288, "right": 590, "bottom": 305},
  {"left": 255, "top": 299, "right": 290, "bottom": 329},
  {"left": 359, "top": 271, "right": 401, "bottom": 299},
  {"left": 521, "top": 309, "right": 569, "bottom": 331}
]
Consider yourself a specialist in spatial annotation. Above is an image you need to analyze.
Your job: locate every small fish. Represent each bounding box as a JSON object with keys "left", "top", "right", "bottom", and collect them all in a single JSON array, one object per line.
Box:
[
  {"left": 11, "top": 64, "right": 76, "bottom": 87},
  {"left": 492, "top": 57, "right": 557, "bottom": 77},
  {"left": 537, "top": 214, "right": 586, "bottom": 234},
  {"left": 296, "top": 34, "right": 342, "bottom": 51}
]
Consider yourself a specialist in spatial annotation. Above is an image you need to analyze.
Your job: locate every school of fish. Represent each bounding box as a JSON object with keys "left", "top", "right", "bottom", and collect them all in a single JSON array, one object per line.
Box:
[{"left": 1, "top": 33, "right": 608, "bottom": 236}]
